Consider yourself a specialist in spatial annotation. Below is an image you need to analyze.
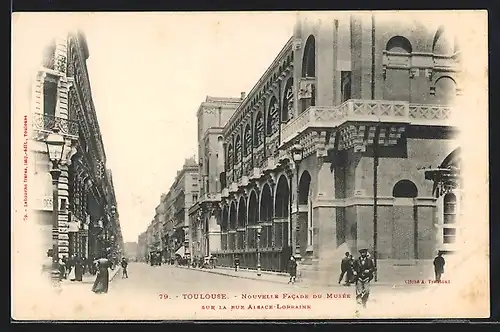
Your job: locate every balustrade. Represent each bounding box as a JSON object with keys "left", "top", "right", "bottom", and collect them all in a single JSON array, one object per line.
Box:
[
  {"left": 32, "top": 113, "right": 79, "bottom": 138},
  {"left": 281, "top": 99, "right": 454, "bottom": 144}
]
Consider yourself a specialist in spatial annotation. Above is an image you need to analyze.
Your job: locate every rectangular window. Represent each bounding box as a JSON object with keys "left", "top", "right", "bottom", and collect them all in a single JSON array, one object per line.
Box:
[
  {"left": 43, "top": 79, "right": 58, "bottom": 118},
  {"left": 443, "top": 228, "right": 456, "bottom": 244},
  {"left": 341, "top": 71, "right": 352, "bottom": 103},
  {"left": 192, "top": 194, "right": 198, "bottom": 203}
]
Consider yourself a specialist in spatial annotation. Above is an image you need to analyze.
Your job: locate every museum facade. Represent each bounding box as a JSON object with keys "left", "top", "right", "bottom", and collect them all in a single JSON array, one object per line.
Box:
[{"left": 208, "top": 14, "right": 462, "bottom": 280}]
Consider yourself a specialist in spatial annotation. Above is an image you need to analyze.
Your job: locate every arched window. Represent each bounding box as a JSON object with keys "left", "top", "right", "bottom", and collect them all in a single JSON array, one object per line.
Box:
[
  {"left": 254, "top": 112, "right": 264, "bottom": 147},
  {"left": 227, "top": 143, "right": 233, "bottom": 168},
  {"left": 392, "top": 180, "right": 418, "bottom": 198},
  {"left": 266, "top": 96, "right": 280, "bottom": 136},
  {"left": 435, "top": 76, "right": 457, "bottom": 104},
  {"left": 243, "top": 124, "right": 252, "bottom": 157},
  {"left": 282, "top": 78, "right": 294, "bottom": 122},
  {"left": 386, "top": 36, "right": 412, "bottom": 53},
  {"left": 443, "top": 193, "right": 456, "bottom": 224},
  {"left": 302, "top": 35, "right": 316, "bottom": 78},
  {"left": 234, "top": 135, "right": 242, "bottom": 164}
]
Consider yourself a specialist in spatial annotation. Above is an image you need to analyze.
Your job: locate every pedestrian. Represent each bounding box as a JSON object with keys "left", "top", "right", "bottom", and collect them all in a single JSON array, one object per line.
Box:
[
  {"left": 348, "top": 255, "right": 355, "bottom": 284},
  {"left": 338, "top": 251, "right": 352, "bottom": 285},
  {"left": 353, "top": 248, "right": 375, "bottom": 315},
  {"left": 58, "top": 257, "right": 66, "bottom": 280},
  {"left": 74, "top": 255, "right": 83, "bottom": 282},
  {"left": 287, "top": 256, "right": 298, "bottom": 284},
  {"left": 433, "top": 251, "right": 445, "bottom": 282},
  {"left": 121, "top": 257, "right": 129, "bottom": 278},
  {"left": 234, "top": 255, "right": 240, "bottom": 272},
  {"left": 92, "top": 255, "right": 111, "bottom": 294}
]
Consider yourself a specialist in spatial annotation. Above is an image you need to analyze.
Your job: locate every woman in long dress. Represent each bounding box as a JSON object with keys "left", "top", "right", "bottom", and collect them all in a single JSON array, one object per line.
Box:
[
  {"left": 74, "top": 256, "right": 83, "bottom": 282},
  {"left": 91, "top": 257, "right": 110, "bottom": 294}
]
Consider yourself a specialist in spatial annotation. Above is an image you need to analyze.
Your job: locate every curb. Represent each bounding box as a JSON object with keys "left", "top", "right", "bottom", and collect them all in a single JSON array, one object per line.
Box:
[{"left": 177, "top": 266, "right": 426, "bottom": 289}]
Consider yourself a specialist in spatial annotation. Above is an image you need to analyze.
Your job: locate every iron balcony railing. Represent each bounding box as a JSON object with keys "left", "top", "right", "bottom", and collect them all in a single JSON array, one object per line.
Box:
[{"left": 32, "top": 112, "right": 79, "bottom": 138}]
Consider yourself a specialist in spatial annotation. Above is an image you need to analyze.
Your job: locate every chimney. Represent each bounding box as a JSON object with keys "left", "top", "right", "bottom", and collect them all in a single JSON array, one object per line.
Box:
[{"left": 240, "top": 92, "right": 246, "bottom": 100}]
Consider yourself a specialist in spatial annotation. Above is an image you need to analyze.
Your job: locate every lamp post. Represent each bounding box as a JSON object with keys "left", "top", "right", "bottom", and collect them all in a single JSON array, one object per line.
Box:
[
  {"left": 45, "top": 127, "right": 66, "bottom": 285},
  {"left": 256, "top": 225, "right": 262, "bottom": 276},
  {"left": 373, "top": 126, "right": 380, "bottom": 282},
  {"left": 290, "top": 144, "right": 304, "bottom": 263}
]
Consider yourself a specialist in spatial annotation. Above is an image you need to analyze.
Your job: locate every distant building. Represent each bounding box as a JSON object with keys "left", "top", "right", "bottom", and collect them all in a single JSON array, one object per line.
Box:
[
  {"left": 123, "top": 241, "right": 138, "bottom": 260},
  {"left": 188, "top": 96, "right": 241, "bottom": 259}
]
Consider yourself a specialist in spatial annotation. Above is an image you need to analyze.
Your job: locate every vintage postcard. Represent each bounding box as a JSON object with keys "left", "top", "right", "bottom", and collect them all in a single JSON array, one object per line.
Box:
[{"left": 11, "top": 10, "right": 489, "bottom": 321}]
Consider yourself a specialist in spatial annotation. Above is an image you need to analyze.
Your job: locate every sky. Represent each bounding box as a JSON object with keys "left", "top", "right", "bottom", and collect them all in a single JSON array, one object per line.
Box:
[{"left": 76, "top": 13, "right": 296, "bottom": 242}]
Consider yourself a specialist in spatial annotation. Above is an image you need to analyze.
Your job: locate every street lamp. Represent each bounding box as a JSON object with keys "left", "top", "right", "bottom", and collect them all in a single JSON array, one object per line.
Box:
[
  {"left": 290, "top": 144, "right": 303, "bottom": 263},
  {"left": 45, "top": 127, "right": 66, "bottom": 285},
  {"left": 256, "top": 225, "right": 262, "bottom": 277}
]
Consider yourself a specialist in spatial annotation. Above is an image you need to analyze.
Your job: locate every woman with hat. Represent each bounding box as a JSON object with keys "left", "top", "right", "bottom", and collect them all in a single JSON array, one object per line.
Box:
[{"left": 91, "top": 253, "right": 112, "bottom": 294}]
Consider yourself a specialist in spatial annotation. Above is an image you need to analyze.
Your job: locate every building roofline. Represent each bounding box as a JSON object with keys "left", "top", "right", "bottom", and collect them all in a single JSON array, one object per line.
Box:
[{"left": 223, "top": 36, "right": 293, "bottom": 135}]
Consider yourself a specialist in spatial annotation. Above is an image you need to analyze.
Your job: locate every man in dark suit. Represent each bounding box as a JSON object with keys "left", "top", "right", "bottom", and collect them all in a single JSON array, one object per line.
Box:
[
  {"left": 338, "top": 251, "right": 352, "bottom": 285},
  {"left": 433, "top": 251, "right": 445, "bottom": 281},
  {"left": 353, "top": 248, "right": 375, "bottom": 313}
]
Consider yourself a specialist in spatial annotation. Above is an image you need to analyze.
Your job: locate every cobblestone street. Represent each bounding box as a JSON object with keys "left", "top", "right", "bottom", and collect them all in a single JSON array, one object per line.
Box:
[{"left": 33, "top": 262, "right": 454, "bottom": 320}]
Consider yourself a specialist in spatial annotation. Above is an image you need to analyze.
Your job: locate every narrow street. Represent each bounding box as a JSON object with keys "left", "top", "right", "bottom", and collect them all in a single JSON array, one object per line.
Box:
[{"left": 47, "top": 262, "right": 444, "bottom": 320}]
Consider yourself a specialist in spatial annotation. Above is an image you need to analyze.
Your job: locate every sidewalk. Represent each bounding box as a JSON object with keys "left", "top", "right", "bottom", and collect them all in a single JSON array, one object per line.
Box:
[
  {"left": 177, "top": 265, "right": 431, "bottom": 289},
  {"left": 60, "top": 266, "right": 122, "bottom": 288}
]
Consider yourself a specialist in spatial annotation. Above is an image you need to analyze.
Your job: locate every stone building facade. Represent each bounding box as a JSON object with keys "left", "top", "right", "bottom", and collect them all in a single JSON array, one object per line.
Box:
[
  {"left": 210, "top": 13, "right": 461, "bottom": 281},
  {"left": 188, "top": 96, "right": 241, "bottom": 260},
  {"left": 30, "top": 31, "right": 123, "bottom": 262},
  {"left": 144, "top": 157, "right": 199, "bottom": 261}
]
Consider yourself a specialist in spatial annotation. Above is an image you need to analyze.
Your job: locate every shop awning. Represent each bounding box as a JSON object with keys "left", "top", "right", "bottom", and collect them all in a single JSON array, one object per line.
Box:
[{"left": 175, "top": 246, "right": 185, "bottom": 257}]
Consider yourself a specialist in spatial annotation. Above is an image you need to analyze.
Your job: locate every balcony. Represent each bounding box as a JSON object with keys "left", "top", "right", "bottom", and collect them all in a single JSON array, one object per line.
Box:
[
  {"left": 281, "top": 99, "right": 454, "bottom": 144},
  {"left": 33, "top": 113, "right": 79, "bottom": 139},
  {"left": 201, "top": 192, "right": 222, "bottom": 202}
]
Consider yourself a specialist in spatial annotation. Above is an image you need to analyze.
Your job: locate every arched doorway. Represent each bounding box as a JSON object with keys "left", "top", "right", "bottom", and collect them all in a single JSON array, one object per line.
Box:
[
  {"left": 229, "top": 202, "right": 237, "bottom": 250},
  {"left": 237, "top": 196, "right": 247, "bottom": 250},
  {"left": 247, "top": 190, "right": 258, "bottom": 249},
  {"left": 260, "top": 183, "right": 274, "bottom": 270},
  {"left": 275, "top": 175, "right": 290, "bottom": 249},
  {"left": 221, "top": 206, "right": 229, "bottom": 250},
  {"left": 298, "top": 171, "right": 312, "bottom": 259},
  {"left": 392, "top": 179, "right": 418, "bottom": 260}
]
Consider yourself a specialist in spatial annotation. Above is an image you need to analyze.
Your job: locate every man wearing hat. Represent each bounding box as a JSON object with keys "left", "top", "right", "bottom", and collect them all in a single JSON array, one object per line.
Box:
[{"left": 353, "top": 248, "right": 375, "bottom": 312}]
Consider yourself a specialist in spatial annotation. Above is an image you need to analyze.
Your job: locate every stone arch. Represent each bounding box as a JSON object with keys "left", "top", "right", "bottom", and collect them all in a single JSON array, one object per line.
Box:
[
  {"left": 237, "top": 196, "right": 247, "bottom": 228},
  {"left": 432, "top": 26, "right": 457, "bottom": 55},
  {"left": 391, "top": 179, "right": 419, "bottom": 260},
  {"left": 298, "top": 171, "right": 312, "bottom": 204},
  {"left": 275, "top": 175, "right": 290, "bottom": 218},
  {"left": 282, "top": 77, "right": 294, "bottom": 122},
  {"left": 243, "top": 123, "right": 252, "bottom": 157},
  {"left": 434, "top": 76, "right": 457, "bottom": 105},
  {"left": 221, "top": 205, "right": 229, "bottom": 232},
  {"left": 266, "top": 95, "right": 279, "bottom": 136},
  {"left": 254, "top": 111, "right": 264, "bottom": 147},
  {"left": 386, "top": 36, "right": 413, "bottom": 53},
  {"left": 248, "top": 190, "right": 258, "bottom": 226},
  {"left": 234, "top": 135, "right": 242, "bottom": 164},
  {"left": 392, "top": 179, "right": 418, "bottom": 198},
  {"left": 229, "top": 201, "right": 237, "bottom": 230},
  {"left": 298, "top": 171, "right": 312, "bottom": 257},
  {"left": 302, "top": 35, "right": 316, "bottom": 78},
  {"left": 227, "top": 143, "right": 234, "bottom": 168},
  {"left": 260, "top": 183, "right": 273, "bottom": 222},
  {"left": 440, "top": 147, "right": 461, "bottom": 169}
]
